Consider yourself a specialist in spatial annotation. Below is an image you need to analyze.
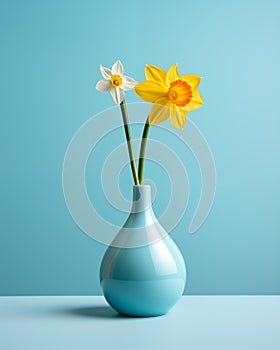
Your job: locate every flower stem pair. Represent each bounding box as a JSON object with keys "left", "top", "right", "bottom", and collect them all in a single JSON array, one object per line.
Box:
[
  {"left": 97, "top": 61, "right": 204, "bottom": 186},
  {"left": 120, "top": 100, "right": 150, "bottom": 186}
]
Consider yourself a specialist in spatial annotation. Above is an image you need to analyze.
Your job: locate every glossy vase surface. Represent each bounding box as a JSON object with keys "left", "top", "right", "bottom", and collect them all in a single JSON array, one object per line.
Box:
[{"left": 100, "top": 185, "right": 186, "bottom": 317}]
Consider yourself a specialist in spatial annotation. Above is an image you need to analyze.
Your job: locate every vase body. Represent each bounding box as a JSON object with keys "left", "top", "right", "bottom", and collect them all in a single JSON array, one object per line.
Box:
[{"left": 99, "top": 185, "right": 186, "bottom": 317}]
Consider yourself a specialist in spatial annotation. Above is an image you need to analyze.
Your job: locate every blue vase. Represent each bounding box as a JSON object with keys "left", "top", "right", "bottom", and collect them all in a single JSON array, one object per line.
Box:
[{"left": 100, "top": 185, "right": 186, "bottom": 317}]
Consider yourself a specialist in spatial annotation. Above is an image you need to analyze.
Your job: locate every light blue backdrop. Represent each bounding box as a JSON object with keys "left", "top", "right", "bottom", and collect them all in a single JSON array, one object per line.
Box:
[{"left": 1, "top": 0, "right": 279, "bottom": 295}]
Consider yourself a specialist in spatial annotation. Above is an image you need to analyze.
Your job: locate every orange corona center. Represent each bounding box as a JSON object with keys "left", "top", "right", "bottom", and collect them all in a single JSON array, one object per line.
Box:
[
  {"left": 110, "top": 74, "right": 123, "bottom": 87},
  {"left": 168, "top": 80, "right": 192, "bottom": 106}
]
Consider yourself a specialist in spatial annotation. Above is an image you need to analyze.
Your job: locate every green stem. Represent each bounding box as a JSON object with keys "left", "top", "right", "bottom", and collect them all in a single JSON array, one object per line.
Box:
[
  {"left": 120, "top": 99, "right": 139, "bottom": 185},
  {"left": 138, "top": 117, "right": 151, "bottom": 184}
]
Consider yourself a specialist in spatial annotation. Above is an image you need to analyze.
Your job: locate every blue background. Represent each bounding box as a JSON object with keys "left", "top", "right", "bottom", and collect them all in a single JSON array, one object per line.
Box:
[{"left": 1, "top": 0, "right": 279, "bottom": 295}]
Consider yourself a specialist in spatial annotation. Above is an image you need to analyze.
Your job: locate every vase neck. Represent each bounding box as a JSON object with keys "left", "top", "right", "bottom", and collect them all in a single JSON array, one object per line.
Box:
[{"left": 131, "top": 185, "right": 152, "bottom": 213}]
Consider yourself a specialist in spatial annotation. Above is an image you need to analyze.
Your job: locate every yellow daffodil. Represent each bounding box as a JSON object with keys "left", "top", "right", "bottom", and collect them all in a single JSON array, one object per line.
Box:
[
  {"left": 134, "top": 64, "right": 203, "bottom": 129},
  {"left": 96, "top": 60, "right": 137, "bottom": 105}
]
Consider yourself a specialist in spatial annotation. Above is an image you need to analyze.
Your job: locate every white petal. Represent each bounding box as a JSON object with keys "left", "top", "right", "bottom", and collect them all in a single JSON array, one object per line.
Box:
[
  {"left": 112, "top": 60, "right": 124, "bottom": 75},
  {"left": 100, "top": 65, "right": 112, "bottom": 79},
  {"left": 122, "top": 75, "right": 138, "bottom": 91},
  {"left": 110, "top": 87, "right": 124, "bottom": 105},
  {"left": 96, "top": 79, "right": 111, "bottom": 92}
]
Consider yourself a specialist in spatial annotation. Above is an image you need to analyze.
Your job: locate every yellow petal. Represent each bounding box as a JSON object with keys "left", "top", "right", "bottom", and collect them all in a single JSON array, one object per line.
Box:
[
  {"left": 182, "top": 74, "right": 202, "bottom": 90},
  {"left": 134, "top": 81, "right": 168, "bottom": 103},
  {"left": 148, "top": 98, "right": 171, "bottom": 125},
  {"left": 182, "top": 89, "right": 203, "bottom": 111},
  {"left": 165, "top": 64, "right": 180, "bottom": 86},
  {"left": 145, "top": 65, "right": 167, "bottom": 82},
  {"left": 170, "top": 106, "right": 188, "bottom": 129}
]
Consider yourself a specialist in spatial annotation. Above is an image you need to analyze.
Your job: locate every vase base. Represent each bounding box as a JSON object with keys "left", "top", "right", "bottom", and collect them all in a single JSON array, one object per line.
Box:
[
  {"left": 118, "top": 311, "right": 167, "bottom": 318},
  {"left": 102, "top": 278, "right": 184, "bottom": 317}
]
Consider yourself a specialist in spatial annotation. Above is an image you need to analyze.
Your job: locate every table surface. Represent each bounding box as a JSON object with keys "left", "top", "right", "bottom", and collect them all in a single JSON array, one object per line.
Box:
[{"left": 0, "top": 296, "right": 279, "bottom": 350}]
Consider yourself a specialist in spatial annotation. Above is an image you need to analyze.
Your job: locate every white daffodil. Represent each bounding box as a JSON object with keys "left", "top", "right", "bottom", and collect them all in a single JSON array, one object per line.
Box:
[{"left": 96, "top": 60, "right": 137, "bottom": 105}]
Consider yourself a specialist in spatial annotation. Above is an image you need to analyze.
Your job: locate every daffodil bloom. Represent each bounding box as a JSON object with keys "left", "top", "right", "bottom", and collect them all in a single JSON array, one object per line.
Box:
[
  {"left": 134, "top": 64, "right": 203, "bottom": 129},
  {"left": 96, "top": 60, "right": 137, "bottom": 105}
]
